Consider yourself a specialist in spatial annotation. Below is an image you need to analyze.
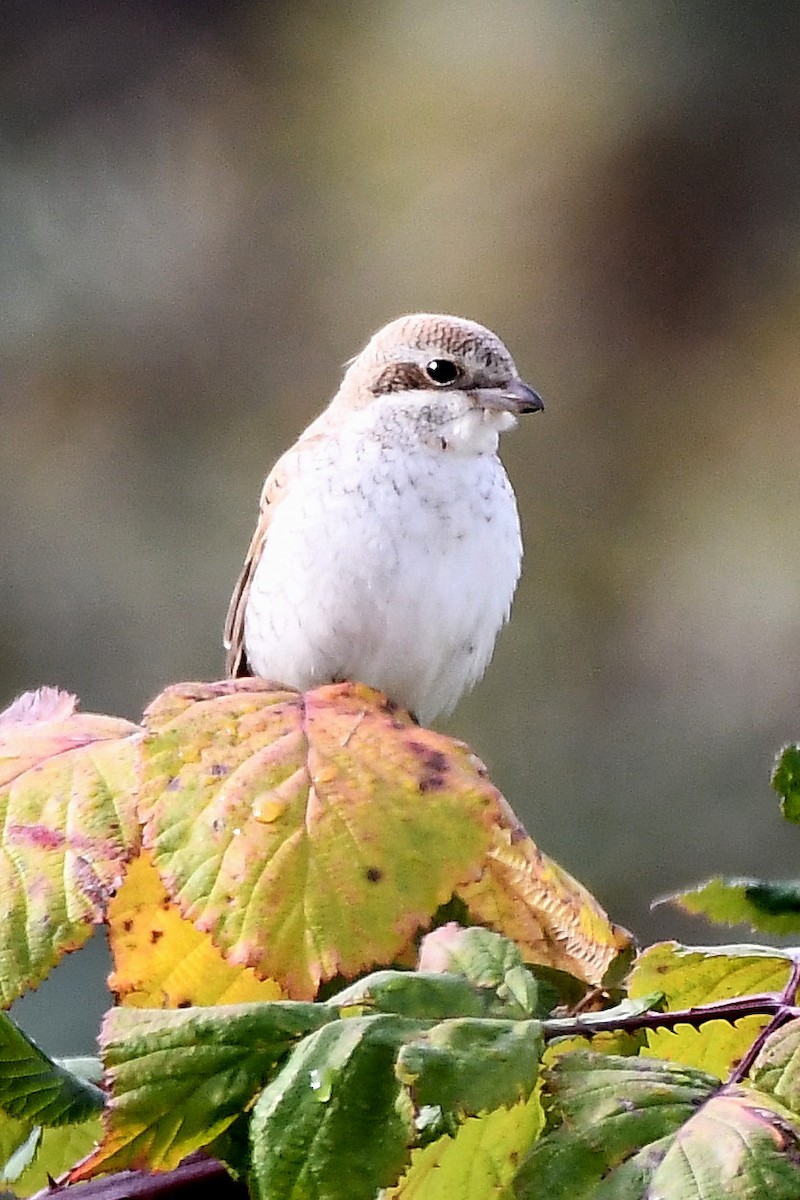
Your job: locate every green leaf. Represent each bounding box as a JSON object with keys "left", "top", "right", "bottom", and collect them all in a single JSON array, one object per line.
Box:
[
  {"left": 330, "top": 969, "right": 531, "bottom": 1022},
  {"left": 560, "top": 1089, "right": 800, "bottom": 1199},
  {"left": 751, "top": 1017, "right": 800, "bottom": 1114},
  {"left": 641, "top": 1088, "right": 800, "bottom": 1199},
  {"left": 663, "top": 877, "right": 800, "bottom": 935},
  {"left": 0, "top": 1012, "right": 104, "bottom": 1125},
  {"left": 389, "top": 1093, "right": 544, "bottom": 1199},
  {"left": 420, "top": 925, "right": 526, "bottom": 988},
  {"left": 249, "top": 1014, "right": 418, "bottom": 1200},
  {"left": 71, "top": 1000, "right": 334, "bottom": 1178},
  {"left": 331, "top": 971, "right": 496, "bottom": 1020},
  {"left": 773, "top": 744, "right": 800, "bottom": 823},
  {"left": 627, "top": 942, "right": 792, "bottom": 1078},
  {"left": 418, "top": 926, "right": 542, "bottom": 1017},
  {"left": 0, "top": 1113, "right": 103, "bottom": 1197},
  {"left": 396, "top": 1017, "right": 542, "bottom": 1118},
  {"left": 515, "top": 1051, "right": 719, "bottom": 1197}
]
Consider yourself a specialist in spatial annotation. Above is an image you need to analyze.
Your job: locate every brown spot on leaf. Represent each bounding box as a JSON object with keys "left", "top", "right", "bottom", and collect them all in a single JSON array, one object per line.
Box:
[
  {"left": 366, "top": 867, "right": 383, "bottom": 883},
  {"left": 150, "top": 929, "right": 164, "bottom": 944},
  {"left": 424, "top": 750, "right": 448, "bottom": 774},
  {"left": 122, "top": 919, "right": 133, "bottom": 933},
  {"left": 418, "top": 748, "right": 449, "bottom": 793},
  {"left": 419, "top": 772, "right": 445, "bottom": 793},
  {"left": 177, "top": 999, "right": 191, "bottom": 1009}
]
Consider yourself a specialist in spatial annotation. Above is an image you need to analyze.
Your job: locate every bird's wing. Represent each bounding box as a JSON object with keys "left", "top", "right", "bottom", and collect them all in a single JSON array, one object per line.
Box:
[{"left": 223, "top": 418, "right": 334, "bottom": 678}]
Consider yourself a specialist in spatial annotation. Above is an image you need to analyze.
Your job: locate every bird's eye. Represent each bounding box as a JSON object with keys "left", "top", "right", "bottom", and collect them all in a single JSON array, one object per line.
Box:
[{"left": 424, "top": 359, "right": 459, "bottom": 386}]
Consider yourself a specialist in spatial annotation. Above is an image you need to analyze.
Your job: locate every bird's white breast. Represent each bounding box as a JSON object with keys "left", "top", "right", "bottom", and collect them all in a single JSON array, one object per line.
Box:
[{"left": 243, "top": 415, "right": 523, "bottom": 723}]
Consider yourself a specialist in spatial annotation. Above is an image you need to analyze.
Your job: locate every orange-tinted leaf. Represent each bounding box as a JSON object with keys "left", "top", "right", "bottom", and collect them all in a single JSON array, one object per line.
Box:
[
  {"left": 139, "top": 681, "right": 500, "bottom": 997},
  {"left": 108, "top": 850, "right": 284, "bottom": 1007},
  {"left": 0, "top": 688, "right": 140, "bottom": 1003},
  {"left": 456, "top": 797, "right": 630, "bottom": 985}
]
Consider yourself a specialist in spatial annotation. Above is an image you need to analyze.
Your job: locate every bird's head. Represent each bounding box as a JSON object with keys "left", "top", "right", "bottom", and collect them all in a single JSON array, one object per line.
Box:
[{"left": 335, "top": 313, "right": 543, "bottom": 453}]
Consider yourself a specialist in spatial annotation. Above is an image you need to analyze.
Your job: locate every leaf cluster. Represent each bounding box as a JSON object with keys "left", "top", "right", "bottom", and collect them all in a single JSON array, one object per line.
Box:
[{"left": 1, "top": 684, "right": 800, "bottom": 1198}]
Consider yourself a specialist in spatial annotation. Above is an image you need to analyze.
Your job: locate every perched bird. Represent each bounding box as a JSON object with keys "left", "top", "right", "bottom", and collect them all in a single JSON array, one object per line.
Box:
[{"left": 224, "top": 313, "right": 543, "bottom": 724}]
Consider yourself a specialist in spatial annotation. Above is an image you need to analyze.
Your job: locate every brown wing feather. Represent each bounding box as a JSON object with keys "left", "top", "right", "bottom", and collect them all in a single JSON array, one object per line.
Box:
[
  {"left": 223, "top": 418, "right": 336, "bottom": 678},
  {"left": 223, "top": 467, "right": 282, "bottom": 678},
  {"left": 223, "top": 542, "right": 259, "bottom": 678}
]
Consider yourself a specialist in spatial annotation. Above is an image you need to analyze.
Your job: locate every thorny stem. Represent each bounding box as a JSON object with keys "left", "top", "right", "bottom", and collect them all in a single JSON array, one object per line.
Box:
[
  {"left": 541, "top": 955, "right": 800, "bottom": 1089},
  {"left": 33, "top": 1153, "right": 244, "bottom": 1200},
  {"left": 726, "top": 955, "right": 800, "bottom": 1085},
  {"left": 542, "top": 991, "right": 796, "bottom": 1040}
]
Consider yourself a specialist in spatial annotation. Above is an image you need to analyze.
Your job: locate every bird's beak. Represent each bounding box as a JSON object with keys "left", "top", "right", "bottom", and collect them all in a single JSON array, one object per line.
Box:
[{"left": 473, "top": 378, "right": 545, "bottom": 415}]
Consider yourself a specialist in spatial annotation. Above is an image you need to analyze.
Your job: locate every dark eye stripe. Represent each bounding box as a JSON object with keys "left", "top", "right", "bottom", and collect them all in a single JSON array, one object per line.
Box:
[{"left": 371, "top": 363, "right": 431, "bottom": 395}]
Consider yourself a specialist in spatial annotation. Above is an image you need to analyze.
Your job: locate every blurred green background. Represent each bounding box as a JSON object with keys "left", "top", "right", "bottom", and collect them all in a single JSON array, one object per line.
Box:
[{"left": 4, "top": 0, "right": 800, "bottom": 1052}]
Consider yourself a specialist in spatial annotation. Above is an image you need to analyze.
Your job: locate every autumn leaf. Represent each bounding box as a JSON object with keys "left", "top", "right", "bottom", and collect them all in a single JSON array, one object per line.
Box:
[
  {"left": 138, "top": 680, "right": 502, "bottom": 998},
  {"left": 454, "top": 795, "right": 630, "bottom": 985},
  {"left": 137, "top": 679, "right": 629, "bottom": 998}
]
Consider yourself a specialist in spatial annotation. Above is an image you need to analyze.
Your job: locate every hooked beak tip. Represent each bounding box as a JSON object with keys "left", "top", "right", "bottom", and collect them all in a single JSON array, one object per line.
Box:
[
  {"left": 471, "top": 379, "right": 545, "bottom": 416},
  {"left": 508, "top": 378, "right": 545, "bottom": 414}
]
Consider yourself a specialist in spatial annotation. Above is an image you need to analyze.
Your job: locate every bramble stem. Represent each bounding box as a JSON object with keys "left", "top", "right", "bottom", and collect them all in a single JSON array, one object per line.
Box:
[
  {"left": 726, "top": 956, "right": 800, "bottom": 1085},
  {"left": 34, "top": 1153, "right": 244, "bottom": 1200},
  {"left": 540, "top": 957, "right": 800, "bottom": 1092}
]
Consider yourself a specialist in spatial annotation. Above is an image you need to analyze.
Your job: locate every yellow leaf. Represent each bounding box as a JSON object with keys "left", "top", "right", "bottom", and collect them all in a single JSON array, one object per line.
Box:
[
  {"left": 108, "top": 851, "right": 284, "bottom": 1007},
  {"left": 628, "top": 942, "right": 793, "bottom": 1078},
  {"left": 388, "top": 1092, "right": 544, "bottom": 1199}
]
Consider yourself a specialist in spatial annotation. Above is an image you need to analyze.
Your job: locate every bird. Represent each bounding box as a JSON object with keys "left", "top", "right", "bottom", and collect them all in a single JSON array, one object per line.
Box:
[{"left": 224, "top": 313, "right": 543, "bottom": 725}]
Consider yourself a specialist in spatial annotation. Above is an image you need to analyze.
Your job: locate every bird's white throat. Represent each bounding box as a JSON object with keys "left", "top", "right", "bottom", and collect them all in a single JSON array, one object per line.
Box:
[{"left": 434, "top": 406, "right": 517, "bottom": 455}]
